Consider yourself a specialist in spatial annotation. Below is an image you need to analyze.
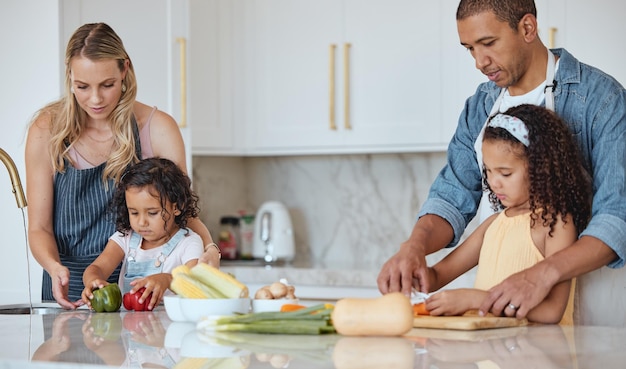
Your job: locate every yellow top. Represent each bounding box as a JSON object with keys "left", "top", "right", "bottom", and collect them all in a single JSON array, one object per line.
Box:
[{"left": 474, "top": 211, "right": 574, "bottom": 325}]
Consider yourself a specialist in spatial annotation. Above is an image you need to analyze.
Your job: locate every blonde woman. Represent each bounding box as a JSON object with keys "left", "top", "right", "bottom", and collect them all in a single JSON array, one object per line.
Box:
[{"left": 26, "top": 23, "right": 220, "bottom": 309}]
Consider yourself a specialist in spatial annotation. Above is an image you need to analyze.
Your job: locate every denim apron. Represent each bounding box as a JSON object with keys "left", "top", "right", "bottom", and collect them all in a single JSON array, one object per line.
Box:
[
  {"left": 473, "top": 50, "right": 556, "bottom": 222},
  {"left": 122, "top": 228, "right": 186, "bottom": 294},
  {"left": 42, "top": 119, "right": 142, "bottom": 301}
]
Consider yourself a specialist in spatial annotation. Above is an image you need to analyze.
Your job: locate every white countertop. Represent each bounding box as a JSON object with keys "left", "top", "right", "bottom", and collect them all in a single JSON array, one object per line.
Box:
[{"left": 1, "top": 309, "right": 626, "bottom": 368}]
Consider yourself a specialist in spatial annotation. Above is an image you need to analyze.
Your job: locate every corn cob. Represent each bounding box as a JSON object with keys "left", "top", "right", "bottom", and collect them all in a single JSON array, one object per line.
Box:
[
  {"left": 190, "top": 263, "right": 249, "bottom": 298},
  {"left": 170, "top": 273, "right": 225, "bottom": 298},
  {"left": 171, "top": 264, "right": 191, "bottom": 277}
]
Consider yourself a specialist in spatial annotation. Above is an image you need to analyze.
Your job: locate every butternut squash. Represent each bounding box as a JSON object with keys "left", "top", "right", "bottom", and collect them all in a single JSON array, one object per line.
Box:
[{"left": 331, "top": 292, "right": 414, "bottom": 336}]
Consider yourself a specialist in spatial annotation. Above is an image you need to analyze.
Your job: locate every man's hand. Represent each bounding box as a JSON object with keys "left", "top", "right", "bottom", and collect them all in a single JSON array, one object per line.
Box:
[
  {"left": 377, "top": 241, "right": 429, "bottom": 296},
  {"left": 479, "top": 266, "right": 551, "bottom": 319},
  {"left": 378, "top": 215, "right": 455, "bottom": 296}
]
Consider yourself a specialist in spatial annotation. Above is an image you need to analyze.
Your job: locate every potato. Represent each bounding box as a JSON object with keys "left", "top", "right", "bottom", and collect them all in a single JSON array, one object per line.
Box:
[
  {"left": 254, "top": 286, "right": 274, "bottom": 299},
  {"left": 269, "top": 282, "right": 288, "bottom": 299}
]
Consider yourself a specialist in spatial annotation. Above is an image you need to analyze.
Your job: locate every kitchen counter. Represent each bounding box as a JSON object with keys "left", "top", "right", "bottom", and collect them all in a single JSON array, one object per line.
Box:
[{"left": 0, "top": 308, "right": 625, "bottom": 368}]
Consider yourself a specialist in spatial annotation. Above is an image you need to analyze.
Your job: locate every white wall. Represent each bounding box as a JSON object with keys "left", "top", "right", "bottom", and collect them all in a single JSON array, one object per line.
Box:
[{"left": 0, "top": 1, "right": 60, "bottom": 304}]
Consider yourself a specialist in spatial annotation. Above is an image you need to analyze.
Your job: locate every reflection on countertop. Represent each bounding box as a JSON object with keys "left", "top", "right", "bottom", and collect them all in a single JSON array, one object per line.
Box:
[{"left": 1, "top": 309, "right": 626, "bottom": 369}]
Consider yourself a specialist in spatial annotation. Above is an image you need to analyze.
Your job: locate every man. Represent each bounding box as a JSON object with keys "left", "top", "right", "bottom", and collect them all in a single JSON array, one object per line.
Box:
[{"left": 377, "top": 0, "right": 626, "bottom": 319}]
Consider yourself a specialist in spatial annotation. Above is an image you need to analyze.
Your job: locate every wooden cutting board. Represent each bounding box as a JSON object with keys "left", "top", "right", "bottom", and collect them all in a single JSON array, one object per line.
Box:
[{"left": 413, "top": 315, "right": 528, "bottom": 331}]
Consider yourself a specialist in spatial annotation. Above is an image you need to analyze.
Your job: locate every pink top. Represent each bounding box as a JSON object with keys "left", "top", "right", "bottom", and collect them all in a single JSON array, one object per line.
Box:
[{"left": 69, "top": 107, "right": 156, "bottom": 169}]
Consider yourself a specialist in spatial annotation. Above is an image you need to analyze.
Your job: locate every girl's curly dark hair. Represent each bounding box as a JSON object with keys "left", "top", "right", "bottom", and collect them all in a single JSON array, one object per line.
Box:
[
  {"left": 482, "top": 104, "right": 592, "bottom": 235},
  {"left": 111, "top": 157, "right": 200, "bottom": 235}
]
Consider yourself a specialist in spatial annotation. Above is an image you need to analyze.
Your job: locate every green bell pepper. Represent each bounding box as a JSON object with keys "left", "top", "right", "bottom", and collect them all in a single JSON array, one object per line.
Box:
[{"left": 91, "top": 283, "right": 122, "bottom": 312}]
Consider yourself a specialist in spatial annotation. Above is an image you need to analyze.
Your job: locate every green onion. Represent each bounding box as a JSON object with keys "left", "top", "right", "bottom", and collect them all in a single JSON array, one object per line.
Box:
[{"left": 197, "top": 303, "right": 336, "bottom": 335}]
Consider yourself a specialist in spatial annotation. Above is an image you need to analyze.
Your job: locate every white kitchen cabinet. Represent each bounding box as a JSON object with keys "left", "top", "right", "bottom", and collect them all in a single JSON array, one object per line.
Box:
[
  {"left": 241, "top": 0, "right": 448, "bottom": 154},
  {"left": 188, "top": 0, "right": 240, "bottom": 155},
  {"left": 535, "top": 0, "right": 626, "bottom": 86}
]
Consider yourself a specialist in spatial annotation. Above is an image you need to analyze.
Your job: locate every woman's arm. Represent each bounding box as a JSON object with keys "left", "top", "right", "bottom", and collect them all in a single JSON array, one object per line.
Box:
[
  {"left": 26, "top": 113, "right": 81, "bottom": 309},
  {"left": 146, "top": 105, "right": 218, "bottom": 266}
]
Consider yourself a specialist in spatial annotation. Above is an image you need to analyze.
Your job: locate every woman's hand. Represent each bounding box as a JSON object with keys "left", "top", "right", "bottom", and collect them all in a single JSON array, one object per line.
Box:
[
  {"left": 51, "top": 264, "right": 83, "bottom": 309},
  {"left": 199, "top": 243, "right": 221, "bottom": 268}
]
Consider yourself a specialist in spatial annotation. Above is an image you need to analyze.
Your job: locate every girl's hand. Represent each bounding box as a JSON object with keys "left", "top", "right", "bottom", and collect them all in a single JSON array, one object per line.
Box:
[
  {"left": 129, "top": 274, "right": 171, "bottom": 310},
  {"left": 82, "top": 279, "right": 109, "bottom": 309},
  {"left": 425, "top": 288, "right": 486, "bottom": 316}
]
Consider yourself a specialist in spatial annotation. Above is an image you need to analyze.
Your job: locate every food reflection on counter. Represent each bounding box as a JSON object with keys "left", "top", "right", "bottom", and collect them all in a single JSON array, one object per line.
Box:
[
  {"left": 407, "top": 324, "right": 576, "bottom": 369},
  {"left": 24, "top": 309, "right": 594, "bottom": 369}
]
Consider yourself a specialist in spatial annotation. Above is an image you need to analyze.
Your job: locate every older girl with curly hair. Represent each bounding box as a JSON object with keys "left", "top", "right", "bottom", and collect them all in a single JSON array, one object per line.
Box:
[{"left": 422, "top": 104, "right": 591, "bottom": 324}]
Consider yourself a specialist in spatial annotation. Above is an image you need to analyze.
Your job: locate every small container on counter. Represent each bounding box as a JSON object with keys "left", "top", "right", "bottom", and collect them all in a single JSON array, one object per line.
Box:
[
  {"left": 238, "top": 213, "right": 255, "bottom": 260},
  {"left": 218, "top": 216, "right": 240, "bottom": 260}
]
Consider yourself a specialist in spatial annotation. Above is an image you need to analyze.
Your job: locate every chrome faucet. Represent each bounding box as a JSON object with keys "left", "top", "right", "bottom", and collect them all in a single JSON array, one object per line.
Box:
[{"left": 0, "top": 148, "right": 27, "bottom": 208}]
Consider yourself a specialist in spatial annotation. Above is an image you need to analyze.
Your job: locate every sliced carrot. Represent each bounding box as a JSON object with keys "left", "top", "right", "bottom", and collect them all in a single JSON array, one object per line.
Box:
[
  {"left": 413, "top": 302, "right": 430, "bottom": 316},
  {"left": 280, "top": 303, "right": 307, "bottom": 312}
]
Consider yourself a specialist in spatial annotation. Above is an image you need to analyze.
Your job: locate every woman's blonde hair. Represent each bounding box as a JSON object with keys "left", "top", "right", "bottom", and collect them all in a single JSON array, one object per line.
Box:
[{"left": 35, "top": 23, "right": 139, "bottom": 184}]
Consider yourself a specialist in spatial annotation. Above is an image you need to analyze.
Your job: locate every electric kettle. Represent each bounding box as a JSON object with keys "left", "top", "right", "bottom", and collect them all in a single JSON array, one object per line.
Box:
[{"left": 252, "top": 201, "right": 295, "bottom": 262}]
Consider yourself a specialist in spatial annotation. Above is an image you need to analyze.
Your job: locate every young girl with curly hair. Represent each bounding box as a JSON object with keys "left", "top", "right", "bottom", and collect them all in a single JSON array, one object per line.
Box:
[
  {"left": 81, "top": 158, "right": 204, "bottom": 310},
  {"left": 422, "top": 104, "right": 591, "bottom": 324}
]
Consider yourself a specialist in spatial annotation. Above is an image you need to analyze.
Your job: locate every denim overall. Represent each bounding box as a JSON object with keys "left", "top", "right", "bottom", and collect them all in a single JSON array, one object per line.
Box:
[
  {"left": 122, "top": 228, "right": 186, "bottom": 294},
  {"left": 43, "top": 119, "right": 141, "bottom": 301}
]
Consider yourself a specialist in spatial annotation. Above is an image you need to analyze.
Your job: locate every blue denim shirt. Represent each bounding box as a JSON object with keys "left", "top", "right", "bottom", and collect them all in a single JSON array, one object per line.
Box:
[{"left": 419, "top": 48, "right": 626, "bottom": 268}]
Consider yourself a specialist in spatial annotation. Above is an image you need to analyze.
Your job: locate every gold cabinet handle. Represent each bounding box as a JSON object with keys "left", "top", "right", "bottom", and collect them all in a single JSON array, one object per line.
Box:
[
  {"left": 176, "top": 37, "right": 187, "bottom": 128},
  {"left": 329, "top": 44, "right": 337, "bottom": 130},
  {"left": 548, "top": 27, "right": 557, "bottom": 49},
  {"left": 343, "top": 43, "right": 351, "bottom": 130}
]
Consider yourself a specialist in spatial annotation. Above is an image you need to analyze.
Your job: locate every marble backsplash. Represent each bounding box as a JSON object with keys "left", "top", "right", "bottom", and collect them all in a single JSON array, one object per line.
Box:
[{"left": 191, "top": 152, "right": 474, "bottom": 275}]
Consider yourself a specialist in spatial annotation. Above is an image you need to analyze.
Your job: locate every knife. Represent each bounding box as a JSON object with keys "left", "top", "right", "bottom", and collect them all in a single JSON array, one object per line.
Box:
[{"left": 411, "top": 289, "right": 431, "bottom": 304}]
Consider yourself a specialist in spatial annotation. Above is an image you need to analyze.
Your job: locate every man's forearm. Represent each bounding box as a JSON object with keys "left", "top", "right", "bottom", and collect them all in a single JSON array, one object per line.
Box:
[
  {"left": 540, "top": 235, "right": 617, "bottom": 285},
  {"left": 406, "top": 214, "right": 455, "bottom": 255}
]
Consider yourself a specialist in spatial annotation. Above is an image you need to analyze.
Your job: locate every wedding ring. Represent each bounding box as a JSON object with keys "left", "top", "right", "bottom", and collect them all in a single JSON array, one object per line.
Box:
[{"left": 508, "top": 303, "right": 518, "bottom": 310}]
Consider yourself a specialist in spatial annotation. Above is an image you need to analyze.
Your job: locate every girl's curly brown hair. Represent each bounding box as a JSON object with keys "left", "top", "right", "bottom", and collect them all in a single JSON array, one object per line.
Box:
[
  {"left": 483, "top": 104, "right": 592, "bottom": 235},
  {"left": 111, "top": 157, "right": 200, "bottom": 235}
]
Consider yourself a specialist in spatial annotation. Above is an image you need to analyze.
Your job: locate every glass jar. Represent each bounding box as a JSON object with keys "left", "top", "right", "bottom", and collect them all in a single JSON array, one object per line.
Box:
[
  {"left": 238, "top": 214, "right": 255, "bottom": 260},
  {"left": 218, "top": 216, "right": 240, "bottom": 260}
]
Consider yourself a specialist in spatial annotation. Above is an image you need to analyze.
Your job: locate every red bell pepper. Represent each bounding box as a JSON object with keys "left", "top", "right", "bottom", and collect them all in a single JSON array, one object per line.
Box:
[{"left": 123, "top": 287, "right": 153, "bottom": 311}]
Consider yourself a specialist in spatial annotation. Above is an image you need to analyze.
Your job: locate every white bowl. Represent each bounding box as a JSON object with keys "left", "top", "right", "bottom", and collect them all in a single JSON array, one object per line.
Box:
[
  {"left": 166, "top": 296, "right": 250, "bottom": 322},
  {"left": 251, "top": 298, "right": 300, "bottom": 313},
  {"left": 163, "top": 295, "right": 186, "bottom": 322}
]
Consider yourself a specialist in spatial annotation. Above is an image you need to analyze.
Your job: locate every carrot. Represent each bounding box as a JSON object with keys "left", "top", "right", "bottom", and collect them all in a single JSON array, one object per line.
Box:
[
  {"left": 280, "top": 303, "right": 307, "bottom": 312},
  {"left": 413, "top": 302, "right": 430, "bottom": 316}
]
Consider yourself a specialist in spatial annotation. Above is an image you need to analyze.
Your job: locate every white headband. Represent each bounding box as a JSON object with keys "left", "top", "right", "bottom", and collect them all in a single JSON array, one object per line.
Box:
[{"left": 488, "top": 114, "right": 530, "bottom": 146}]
